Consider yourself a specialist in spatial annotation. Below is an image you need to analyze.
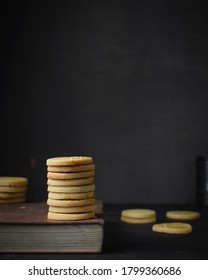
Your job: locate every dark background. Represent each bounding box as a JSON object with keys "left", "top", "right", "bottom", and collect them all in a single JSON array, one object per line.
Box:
[{"left": 1, "top": 0, "right": 208, "bottom": 205}]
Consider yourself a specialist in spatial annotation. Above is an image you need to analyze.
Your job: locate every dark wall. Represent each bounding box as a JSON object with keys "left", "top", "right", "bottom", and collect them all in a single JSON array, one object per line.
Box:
[{"left": 1, "top": 0, "right": 208, "bottom": 204}]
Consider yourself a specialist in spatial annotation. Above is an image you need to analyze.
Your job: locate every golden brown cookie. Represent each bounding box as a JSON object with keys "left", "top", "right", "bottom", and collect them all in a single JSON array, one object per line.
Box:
[
  {"left": 47, "top": 177, "right": 94, "bottom": 186},
  {"left": 121, "top": 216, "right": 156, "bottom": 224},
  {"left": 47, "top": 197, "right": 95, "bottom": 207},
  {"left": 166, "top": 210, "right": 201, "bottom": 220},
  {"left": 47, "top": 156, "right": 93, "bottom": 166},
  {"left": 47, "top": 170, "right": 95, "bottom": 180},
  {"left": 0, "top": 186, "right": 27, "bottom": 193},
  {"left": 48, "top": 211, "right": 95, "bottom": 220},
  {"left": 49, "top": 204, "right": 96, "bottom": 213},
  {"left": 47, "top": 184, "right": 95, "bottom": 193},
  {"left": 0, "top": 192, "right": 26, "bottom": 199},
  {"left": 152, "top": 223, "right": 192, "bottom": 234},
  {"left": 121, "top": 208, "right": 156, "bottom": 219},
  {"left": 48, "top": 191, "right": 94, "bottom": 200},
  {"left": 0, "top": 197, "right": 26, "bottom": 203},
  {"left": 47, "top": 163, "right": 95, "bottom": 173},
  {"left": 0, "top": 177, "right": 28, "bottom": 187}
]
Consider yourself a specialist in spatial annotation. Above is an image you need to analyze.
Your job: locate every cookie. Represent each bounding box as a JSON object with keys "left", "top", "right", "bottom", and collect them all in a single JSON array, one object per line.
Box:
[
  {"left": 48, "top": 191, "right": 94, "bottom": 200},
  {"left": 47, "top": 184, "right": 95, "bottom": 193},
  {"left": 121, "top": 216, "right": 156, "bottom": 224},
  {"left": 0, "top": 197, "right": 25, "bottom": 203},
  {"left": 47, "top": 197, "right": 95, "bottom": 207},
  {"left": 0, "top": 186, "right": 27, "bottom": 193},
  {"left": 49, "top": 204, "right": 96, "bottom": 213},
  {"left": 0, "top": 192, "right": 26, "bottom": 199},
  {"left": 47, "top": 177, "right": 94, "bottom": 186},
  {"left": 121, "top": 209, "right": 156, "bottom": 219},
  {"left": 47, "top": 170, "right": 95, "bottom": 180},
  {"left": 152, "top": 223, "right": 192, "bottom": 234},
  {"left": 47, "top": 156, "right": 93, "bottom": 166},
  {"left": 166, "top": 210, "right": 201, "bottom": 220},
  {"left": 0, "top": 177, "right": 28, "bottom": 187},
  {"left": 48, "top": 211, "right": 95, "bottom": 221},
  {"left": 47, "top": 163, "right": 95, "bottom": 173}
]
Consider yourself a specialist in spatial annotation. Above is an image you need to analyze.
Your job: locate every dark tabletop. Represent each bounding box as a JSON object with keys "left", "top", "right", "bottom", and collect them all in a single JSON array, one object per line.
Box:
[{"left": 1, "top": 204, "right": 208, "bottom": 260}]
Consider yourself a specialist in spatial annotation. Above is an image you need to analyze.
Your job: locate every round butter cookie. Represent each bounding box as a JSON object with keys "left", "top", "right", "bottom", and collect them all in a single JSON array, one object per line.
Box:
[
  {"left": 47, "top": 163, "right": 95, "bottom": 173},
  {"left": 0, "top": 186, "right": 27, "bottom": 193},
  {"left": 47, "top": 170, "right": 95, "bottom": 180},
  {"left": 47, "top": 177, "right": 94, "bottom": 186},
  {"left": 0, "top": 197, "right": 25, "bottom": 203},
  {"left": 47, "top": 184, "right": 95, "bottom": 193},
  {"left": 121, "top": 216, "right": 156, "bottom": 224},
  {"left": 152, "top": 223, "right": 192, "bottom": 234},
  {"left": 48, "top": 211, "right": 95, "bottom": 221},
  {"left": 0, "top": 177, "right": 28, "bottom": 187},
  {"left": 0, "top": 192, "right": 26, "bottom": 199},
  {"left": 47, "top": 156, "right": 93, "bottom": 166},
  {"left": 49, "top": 204, "right": 96, "bottom": 214},
  {"left": 48, "top": 191, "right": 94, "bottom": 200},
  {"left": 121, "top": 209, "right": 156, "bottom": 219},
  {"left": 166, "top": 210, "right": 201, "bottom": 221},
  {"left": 47, "top": 197, "right": 95, "bottom": 207}
]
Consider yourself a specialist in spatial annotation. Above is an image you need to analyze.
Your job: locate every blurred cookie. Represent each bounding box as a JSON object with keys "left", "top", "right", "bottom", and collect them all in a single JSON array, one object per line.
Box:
[
  {"left": 152, "top": 222, "right": 192, "bottom": 234},
  {"left": 166, "top": 210, "right": 200, "bottom": 220}
]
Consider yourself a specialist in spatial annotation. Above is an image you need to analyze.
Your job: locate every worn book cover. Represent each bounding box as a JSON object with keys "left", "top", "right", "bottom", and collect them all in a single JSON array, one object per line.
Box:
[{"left": 0, "top": 201, "right": 104, "bottom": 253}]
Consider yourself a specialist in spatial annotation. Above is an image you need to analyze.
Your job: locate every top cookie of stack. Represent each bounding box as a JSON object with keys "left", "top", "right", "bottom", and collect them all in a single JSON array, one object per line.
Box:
[{"left": 46, "top": 156, "right": 96, "bottom": 220}]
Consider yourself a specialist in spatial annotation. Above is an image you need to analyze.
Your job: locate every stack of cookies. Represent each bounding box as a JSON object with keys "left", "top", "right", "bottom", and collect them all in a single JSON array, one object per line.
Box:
[
  {"left": 46, "top": 156, "right": 96, "bottom": 221},
  {"left": 0, "top": 177, "right": 28, "bottom": 203},
  {"left": 121, "top": 208, "right": 157, "bottom": 224}
]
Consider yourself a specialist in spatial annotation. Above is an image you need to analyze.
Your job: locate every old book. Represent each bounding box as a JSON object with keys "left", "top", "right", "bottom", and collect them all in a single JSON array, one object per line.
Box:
[{"left": 0, "top": 201, "right": 104, "bottom": 253}]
